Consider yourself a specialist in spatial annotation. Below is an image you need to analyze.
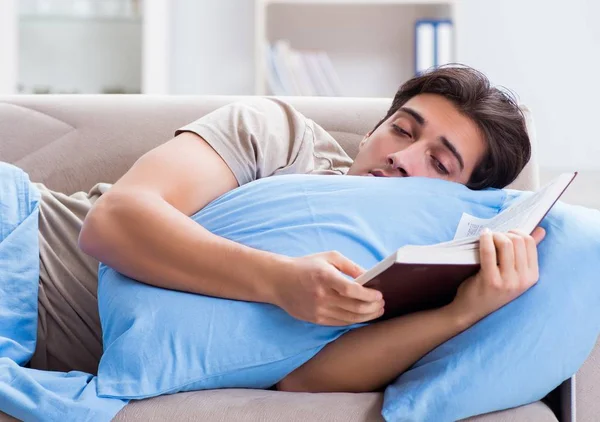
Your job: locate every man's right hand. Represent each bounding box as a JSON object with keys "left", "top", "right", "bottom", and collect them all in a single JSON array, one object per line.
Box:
[
  {"left": 448, "top": 227, "right": 546, "bottom": 328},
  {"left": 272, "top": 251, "right": 385, "bottom": 326}
]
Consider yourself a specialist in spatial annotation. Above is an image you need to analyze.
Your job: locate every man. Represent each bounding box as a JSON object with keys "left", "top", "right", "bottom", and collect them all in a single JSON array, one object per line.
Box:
[{"left": 31, "top": 65, "right": 544, "bottom": 392}]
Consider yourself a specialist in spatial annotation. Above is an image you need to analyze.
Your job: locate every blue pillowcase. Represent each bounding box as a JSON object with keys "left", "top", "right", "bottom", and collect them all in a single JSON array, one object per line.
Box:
[
  {"left": 96, "top": 174, "right": 600, "bottom": 422},
  {"left": 96, "top": 175, "right": 503, "bottom": 399},
  {"left": 0, "top": 163, "right": 41, "bottom": 365},
  {"left": 382, "top": 191, "right": 600, "bottom": 421}
]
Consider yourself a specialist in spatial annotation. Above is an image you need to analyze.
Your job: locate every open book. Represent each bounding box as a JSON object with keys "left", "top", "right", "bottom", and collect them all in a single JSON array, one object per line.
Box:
[{"left": 355, "top": 172, "right": 578, "bottom": 320}]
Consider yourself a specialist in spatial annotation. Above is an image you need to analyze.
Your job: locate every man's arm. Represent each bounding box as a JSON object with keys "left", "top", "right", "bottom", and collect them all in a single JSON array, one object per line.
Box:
[
  {"left": 79, "top": 132, "right": 384, "bottom": 324},
  {"left": 79, "top": 132, "right": 282, "bottom": 302}
]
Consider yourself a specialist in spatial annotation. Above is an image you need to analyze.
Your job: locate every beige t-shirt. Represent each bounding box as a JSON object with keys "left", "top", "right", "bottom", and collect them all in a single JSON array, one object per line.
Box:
[
  {"left": 175, "top": 97, "right": 353, "bottom": 184},
  {"left": 30, "top": 98, "right": 353, "bottom": 374}
]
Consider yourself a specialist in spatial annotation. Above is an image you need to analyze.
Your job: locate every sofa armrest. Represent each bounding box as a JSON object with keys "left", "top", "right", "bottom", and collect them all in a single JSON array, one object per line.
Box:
[{"left": 575, "top": 336, "right": 600, "bottom": 421}]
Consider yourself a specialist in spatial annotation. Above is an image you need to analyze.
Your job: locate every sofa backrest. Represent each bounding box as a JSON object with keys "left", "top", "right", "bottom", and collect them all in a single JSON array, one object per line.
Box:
[{"left": 0, "top": 95, "right": 539, "bottom": 195}]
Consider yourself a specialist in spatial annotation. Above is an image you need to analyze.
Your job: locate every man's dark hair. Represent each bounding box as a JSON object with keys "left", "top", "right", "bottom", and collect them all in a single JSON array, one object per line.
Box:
[{"left": 373, "top": 65, "right": 531, "bottom": 189}]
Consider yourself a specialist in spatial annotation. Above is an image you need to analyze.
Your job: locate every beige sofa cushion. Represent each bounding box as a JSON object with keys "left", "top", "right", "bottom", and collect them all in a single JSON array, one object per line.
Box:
[
  {"left": 108, "top": 389, "right": 557, "bottom": 422},
  {"left": 0, "top": 394, "right": 558, "bottom": 422}
]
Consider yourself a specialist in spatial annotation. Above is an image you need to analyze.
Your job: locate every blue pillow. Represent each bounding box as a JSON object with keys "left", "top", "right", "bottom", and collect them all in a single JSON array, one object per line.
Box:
[
  {"left": 96, "top": 174, "right": 599, "bottom": 422},
  {"left": 96, "top": 175, "right": 504, "bottom": 399},
  {"left": 0, "top": 163, "right": 41, "bottom": 365},
  {"left": 382, "top": 191, "right": 600, "bottom": 421}
]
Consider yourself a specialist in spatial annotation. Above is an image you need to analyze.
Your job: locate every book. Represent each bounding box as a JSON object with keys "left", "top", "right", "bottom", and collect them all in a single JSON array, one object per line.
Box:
[
  {"left": 302, "top": 52, "right": 335, "bottom": 97},
  {"left": 267, "top": 41, "right": 344, "bottom": 97},
  {"left": 265, "top": 43, "right": 287, "bottom": 96},
  {"left": 354, "top": 172, "right": 578, "bottom": 320},
  {"left": 315, "top": 51, "right": 344, "bottom": 97},
  {"left": 290, "top": 50, "right": 317, "bottom": 96},
  {"left": 271, "top": 40, "right": 298, "bottom": 95}
]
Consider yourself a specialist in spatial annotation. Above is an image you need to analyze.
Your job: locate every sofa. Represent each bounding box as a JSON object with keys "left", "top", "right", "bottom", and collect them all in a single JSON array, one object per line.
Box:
[{"left": 0, "top": 95, "right": 596, "bottom": 421}]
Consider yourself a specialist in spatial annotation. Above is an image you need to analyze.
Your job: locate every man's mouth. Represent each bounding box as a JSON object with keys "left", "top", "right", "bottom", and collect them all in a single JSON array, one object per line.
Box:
[{"left": 369, "top": 169, "right": 386, "bottom": 177}]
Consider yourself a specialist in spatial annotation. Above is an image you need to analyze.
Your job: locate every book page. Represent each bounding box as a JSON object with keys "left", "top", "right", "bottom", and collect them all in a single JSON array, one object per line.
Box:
[
  {"left": 485, "top": 173, "right": 574, "bottom": 234},
  {"left": 453, "top": 213, "right": 493, "bottom": 240},
  {"left": 436, "top": 172, "right": 576, "bottom": 249},
  {"left": 449, "top": 192, "right": 541, "bottom": 244}
]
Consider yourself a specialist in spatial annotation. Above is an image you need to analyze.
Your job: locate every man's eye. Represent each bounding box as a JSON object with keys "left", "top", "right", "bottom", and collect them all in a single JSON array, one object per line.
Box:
[
  {"left": 392, "top": 124, "right": 411, "bottom": 138},
  {"left": 431, "top": 157, "right": 449, "bottom": 175}
]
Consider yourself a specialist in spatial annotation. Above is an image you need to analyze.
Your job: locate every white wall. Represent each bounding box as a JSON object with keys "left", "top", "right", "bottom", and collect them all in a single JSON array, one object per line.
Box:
[
  {"left": 455, "top": 0, "right": 600, "bottom": 171},
  {"left": 143, "top": 0, "right": 169, "bottom": 94},
  {"left": 170, "top": 0, "right": 255, "bottom": 95}
]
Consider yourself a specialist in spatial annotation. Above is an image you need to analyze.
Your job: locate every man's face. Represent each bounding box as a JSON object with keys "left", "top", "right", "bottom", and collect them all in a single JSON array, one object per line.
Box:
[{"left": 347, "top": 93, "right": 486, "bottom": 185}]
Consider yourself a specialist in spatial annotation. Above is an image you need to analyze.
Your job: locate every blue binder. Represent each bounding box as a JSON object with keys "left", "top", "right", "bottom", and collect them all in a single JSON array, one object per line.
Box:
[{"left": 414, "top": 19, "right": 454, "bottom": 76}]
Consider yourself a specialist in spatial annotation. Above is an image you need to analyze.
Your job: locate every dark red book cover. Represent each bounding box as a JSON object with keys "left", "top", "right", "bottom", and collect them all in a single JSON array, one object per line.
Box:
[{"left": 364, "top": 262, "right": 479, "bottom": 320}]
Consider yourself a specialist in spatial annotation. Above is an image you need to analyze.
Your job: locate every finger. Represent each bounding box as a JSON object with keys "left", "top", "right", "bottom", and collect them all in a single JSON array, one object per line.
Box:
[
  {"left": 331, "top": 294, "right": 385, "bottom": 315},
  {"left": 525, "top": 232, "right": 540, "bottom": 279},
  {"left": 494, "top": 232, "right": 515, "bottom": 276},
  {"left": 507, "top": 232, "right": 527, "bottom": 274},
  {"left": 531, "top": 227, "right": 546, "bottom": 245},
  {"left": 328, "top": 273, "right": 383, "bottom": 302},
  {"left": 323, "top": 307, "right": 385, "bottom": 326},
  {"left": 326, "top": 251, "right": 366, "bottom": 279},
  {"left": 511, "top": 229, "right": 542, "bottom": 271},
  {"left": 315, "top": 317, "right": 350, "bottom": 327},
  {"left": 479, "top": 229, "right": 498, "bottom": 279}
]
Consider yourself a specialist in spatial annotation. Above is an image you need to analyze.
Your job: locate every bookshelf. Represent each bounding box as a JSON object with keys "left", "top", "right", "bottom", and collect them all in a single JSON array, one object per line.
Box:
[
  {"left": 255, "top": 0, "right": 456, "bottom": 97},
  {"left": 0, "top": 0, "right": 170, "bottom": 95}
]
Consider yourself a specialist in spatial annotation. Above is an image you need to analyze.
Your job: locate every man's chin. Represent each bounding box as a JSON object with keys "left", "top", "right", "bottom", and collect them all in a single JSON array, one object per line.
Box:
[{"left": 345, "top": 166, "right": 363, "bottom": 176}]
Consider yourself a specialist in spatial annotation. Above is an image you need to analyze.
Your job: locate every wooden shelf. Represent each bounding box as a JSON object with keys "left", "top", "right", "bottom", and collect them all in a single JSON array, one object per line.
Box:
[{"left": 255, "top": 0, "right": 455, "bottom": 97}]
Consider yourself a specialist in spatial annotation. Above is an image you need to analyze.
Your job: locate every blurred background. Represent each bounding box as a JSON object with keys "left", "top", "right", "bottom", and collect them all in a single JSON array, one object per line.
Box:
[{"left": 0, "top": 0, "right": 598, "bottom": 207}]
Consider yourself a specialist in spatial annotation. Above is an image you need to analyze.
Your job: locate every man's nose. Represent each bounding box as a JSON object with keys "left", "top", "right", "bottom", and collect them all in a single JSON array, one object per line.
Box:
[
  {"left": 386, "top": 156, "right": 409, "bottom": 177},
  {"left": 386, "top": 146, "right": 424, "bottom": 177}
]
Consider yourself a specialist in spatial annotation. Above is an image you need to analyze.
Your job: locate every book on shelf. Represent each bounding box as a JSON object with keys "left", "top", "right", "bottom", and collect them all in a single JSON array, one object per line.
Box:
[
  {"left": 265, "top": 40, "right": 344, "bottom": 96},
  {"left": 354, "top": 172, "right": 578, "bottom": 320},
  {"left": 290, "top": 49, "right": 317, "bottom": 96},
  {"left": 314, "top": 51, "right": 344, "bottom": 96},
  {"left": 265, "top": 44, "right": 287, "bottom": 96},
  {"left": 302, "top": 51, "right": 336, "bottom": 96},
  {"left": 268, "top": 41, "right": 296, "bottom": 95}
]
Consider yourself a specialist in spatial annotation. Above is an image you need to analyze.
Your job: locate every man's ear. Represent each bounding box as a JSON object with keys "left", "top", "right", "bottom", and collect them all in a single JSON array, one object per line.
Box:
[{"left": 359, "top": 132, "right": 372, "bottom": 148}]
